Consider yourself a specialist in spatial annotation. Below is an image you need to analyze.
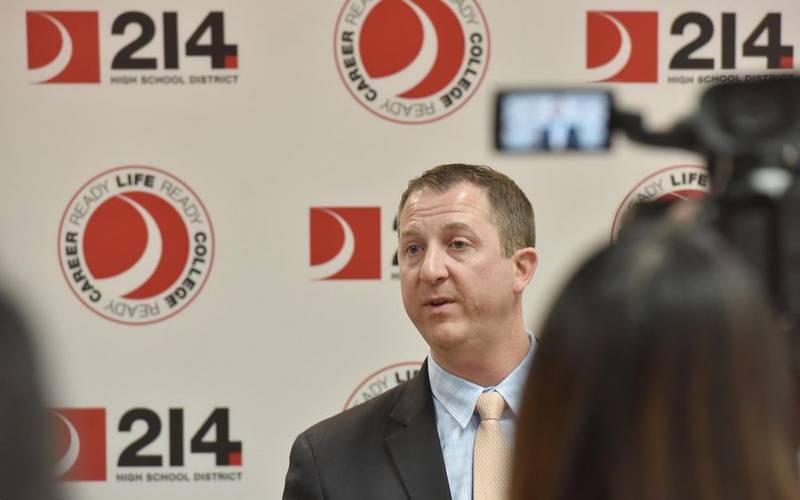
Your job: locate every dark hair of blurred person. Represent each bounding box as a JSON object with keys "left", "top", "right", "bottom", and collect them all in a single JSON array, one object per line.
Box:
[
  {"left": 0, "top": 292, "right": 58, "bottom": 500},
  {"left": 512, "top": 224, "right": 799, "bottom": 500}
]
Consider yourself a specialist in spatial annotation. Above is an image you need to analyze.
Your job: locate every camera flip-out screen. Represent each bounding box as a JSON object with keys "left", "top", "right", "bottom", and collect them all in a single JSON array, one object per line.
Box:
[{"left": 495, "top": 89, "right": 612, "bottom": 152}]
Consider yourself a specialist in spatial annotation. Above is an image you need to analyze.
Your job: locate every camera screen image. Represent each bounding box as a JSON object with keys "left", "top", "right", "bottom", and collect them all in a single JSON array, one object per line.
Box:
[{"left": 495, "top": 90, "right": 612, "bottom": 152}]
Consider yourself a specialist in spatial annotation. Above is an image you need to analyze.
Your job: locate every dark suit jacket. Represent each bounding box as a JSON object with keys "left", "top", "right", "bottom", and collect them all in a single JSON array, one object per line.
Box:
[{"left": 282, "top": 362, "right": 452, "bottom": 499}]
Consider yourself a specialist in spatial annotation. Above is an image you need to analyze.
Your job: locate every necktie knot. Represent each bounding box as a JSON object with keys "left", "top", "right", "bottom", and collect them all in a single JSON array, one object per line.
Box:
[{"left": 475, "top": 391, "right": 505, "bottom": 421}]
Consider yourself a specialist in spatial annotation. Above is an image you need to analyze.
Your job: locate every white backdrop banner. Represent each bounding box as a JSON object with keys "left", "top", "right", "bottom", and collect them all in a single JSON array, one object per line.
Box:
[{"left": 0, "top": 0, "right": 796, "bottom": 498}]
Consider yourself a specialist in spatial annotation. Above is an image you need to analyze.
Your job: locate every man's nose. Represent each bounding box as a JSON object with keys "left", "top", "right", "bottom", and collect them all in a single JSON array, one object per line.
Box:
[{"left": 420, "top": 246, "right": 449, "bottom": 284}]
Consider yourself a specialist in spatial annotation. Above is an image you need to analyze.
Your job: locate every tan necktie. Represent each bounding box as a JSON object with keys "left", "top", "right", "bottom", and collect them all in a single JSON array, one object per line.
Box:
[{"left": 473, "top": 391, "right": 512, "bottom": 500}]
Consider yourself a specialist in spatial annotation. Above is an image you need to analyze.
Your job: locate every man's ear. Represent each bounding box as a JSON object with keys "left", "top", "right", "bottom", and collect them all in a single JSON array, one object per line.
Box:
[{"left": 512, "top": 247, "right": 538, "bottom": 294}]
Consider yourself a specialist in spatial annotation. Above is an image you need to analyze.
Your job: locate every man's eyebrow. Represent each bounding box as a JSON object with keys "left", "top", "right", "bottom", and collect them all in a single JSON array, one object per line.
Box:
[
  {"left": 398, "top": 228, "right": 421, "bottom": 240},
  {"left": 399, "top": 222, "right": 474, "bottom": 240},
  {"left": 442, "top": 221, "right": 473, "bottom": 232}
]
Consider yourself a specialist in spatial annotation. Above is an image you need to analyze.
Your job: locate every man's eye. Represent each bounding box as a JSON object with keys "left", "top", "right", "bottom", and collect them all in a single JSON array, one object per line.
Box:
[
  {"left": 406, "top": 244, "right": 422, "bottom": 255},
  {"left": 450, "top": 240, "right": 468, "bottom": 250}
]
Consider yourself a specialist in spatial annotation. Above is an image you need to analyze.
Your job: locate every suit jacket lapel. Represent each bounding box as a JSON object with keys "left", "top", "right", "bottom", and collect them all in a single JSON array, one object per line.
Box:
[{"left": 386, "top": 361, "right": 452, "bottom": 500}]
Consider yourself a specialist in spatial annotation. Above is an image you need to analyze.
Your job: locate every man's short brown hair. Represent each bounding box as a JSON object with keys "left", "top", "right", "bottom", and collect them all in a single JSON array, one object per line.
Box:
[{"left": 398, "top": 163, "right": 535, "bottom": 256}]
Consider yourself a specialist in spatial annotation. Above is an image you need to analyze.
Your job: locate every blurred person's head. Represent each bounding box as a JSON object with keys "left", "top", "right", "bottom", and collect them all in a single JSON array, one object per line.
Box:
[
  {"left": 512, "top": 224, "right": 799, "bottom": 500},
  {"left": 0, "top": 292, "right": 58, "bottom": 500}
]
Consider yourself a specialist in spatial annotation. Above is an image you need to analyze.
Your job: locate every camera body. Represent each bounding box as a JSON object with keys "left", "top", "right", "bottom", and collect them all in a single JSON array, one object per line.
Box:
[{"left": 496, "top": 76, "right": 800, "bottom": 341}]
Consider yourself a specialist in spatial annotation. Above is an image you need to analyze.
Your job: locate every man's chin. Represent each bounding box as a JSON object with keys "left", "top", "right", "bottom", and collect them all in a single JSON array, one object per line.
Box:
[{"left": 420, "top": 324, "right": 470, "bottom": 352}]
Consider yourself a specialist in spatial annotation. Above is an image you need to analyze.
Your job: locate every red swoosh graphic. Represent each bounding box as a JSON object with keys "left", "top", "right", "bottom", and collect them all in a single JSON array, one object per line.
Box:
[
  {"left": 84, "top": 196, "right": 148, "bottom": 279},
  {"left": 399, "top": 0, "right": 464, "bottom": 98},
  {"left": 310, "top": 209, "right": 345, "bottom": 266},
  {"left": 586, "top": 12, "right": 622, "bottom": 69},
  {"left": 26, "top": 12, "right": 63, "bottom": 69},
  {"left": 122, "top": 192, "right": 189, "bottom": 299},
  {"left": 360, "top": 0, "right": 424, "bottom": 78}
]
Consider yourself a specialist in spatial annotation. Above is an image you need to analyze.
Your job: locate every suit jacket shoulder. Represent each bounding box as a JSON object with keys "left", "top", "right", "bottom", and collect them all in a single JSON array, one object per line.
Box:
[{"left": 283, "top": 362, "right": 452, "bottom": 500}]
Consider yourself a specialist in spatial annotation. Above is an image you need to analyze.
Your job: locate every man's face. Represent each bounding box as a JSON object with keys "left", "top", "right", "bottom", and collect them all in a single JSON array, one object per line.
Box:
[{"left": 398, "top": 182, "right": 519, "bottom": 354}]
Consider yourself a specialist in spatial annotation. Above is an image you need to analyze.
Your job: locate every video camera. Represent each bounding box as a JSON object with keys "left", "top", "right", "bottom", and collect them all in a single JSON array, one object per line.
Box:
[{"left": 495, "top": 76, "right": 800, "bottom": 338}]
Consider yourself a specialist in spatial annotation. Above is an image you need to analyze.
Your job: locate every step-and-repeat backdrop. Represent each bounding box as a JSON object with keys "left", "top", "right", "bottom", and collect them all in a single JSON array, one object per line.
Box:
[{"left": 0, "top": 1, "right": 795, "bottom": 498}]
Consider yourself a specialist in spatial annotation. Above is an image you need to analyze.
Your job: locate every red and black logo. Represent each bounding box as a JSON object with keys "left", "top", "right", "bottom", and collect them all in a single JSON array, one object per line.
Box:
[
  {"left": 587, "top": 10, "right": 796, "bottom": 85},
  {"left": 26, "top": 10, "right": 239, "bottom": 86},
  {"left": 115, "top": 408, "right": 242, "bottom": 470},
  {"left": 26, "top": 11, "right": 100, "bottom": 83},
  {"left": 335, "top": 0, "right": 490, "bottom": 123},
  {"left": 58, "top": 166, "right": 214, "bottom": 324},
  {"left": 51, "top": 408, "right": 107, "bottom": 481},
  {"left": 611, "top": 165, "right": 709, "bottom": 240},
  {"left": 51, "top": 407, "right": 243, "bottom": 483},
  {"left": 310, "top": 207, "right": 381, "bottom": 280},
  {"left": 586, "top": 11, "right": 658, "bottom": 82},
  {"left": 344, "top": 361, "right": 422, "bottom": 409},
  {"left": 666, "top": 12, "right": 794, "bottom": 85}
]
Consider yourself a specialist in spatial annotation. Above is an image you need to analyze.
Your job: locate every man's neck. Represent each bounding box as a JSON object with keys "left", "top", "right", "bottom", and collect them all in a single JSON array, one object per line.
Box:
[{"left": 431, "top": 327, "right": 531, "bottom": 387}]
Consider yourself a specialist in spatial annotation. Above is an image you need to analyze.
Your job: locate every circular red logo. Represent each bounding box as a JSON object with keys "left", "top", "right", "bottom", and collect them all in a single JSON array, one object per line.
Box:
[
  {"left": 334, "top": 0, "right": 490, "bottom": 124},
  {"left": 343, "top": 361, "right": 422, "bottom": 409},
  {"left": 611, "top": 164, "right": 709, "bottom": 240},
  {"left": 58, "top": 166, "right": 214, "bottom": 325}
]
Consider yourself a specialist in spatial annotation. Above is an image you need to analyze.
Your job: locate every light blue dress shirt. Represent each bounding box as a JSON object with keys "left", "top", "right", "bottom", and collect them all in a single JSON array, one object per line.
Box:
[{"left": 428, "top": 333, "right": 536, "bottom": 500}]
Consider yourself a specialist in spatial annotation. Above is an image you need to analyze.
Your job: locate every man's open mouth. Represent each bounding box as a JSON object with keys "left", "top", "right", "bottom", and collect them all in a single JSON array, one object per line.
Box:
[{"left": 426, "top": 298, "right": 454, "bottom": 308}]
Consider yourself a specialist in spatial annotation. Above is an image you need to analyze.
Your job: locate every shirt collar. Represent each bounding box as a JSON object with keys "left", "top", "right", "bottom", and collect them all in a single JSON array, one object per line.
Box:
[{"left": 428, "top": 332, "right": 536, "bottom": 429}]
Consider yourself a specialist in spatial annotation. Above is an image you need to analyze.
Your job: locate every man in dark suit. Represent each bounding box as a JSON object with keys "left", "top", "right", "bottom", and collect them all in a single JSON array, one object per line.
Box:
[{"left": 283, "top": 164, "right": 538, "bottom": 500}]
